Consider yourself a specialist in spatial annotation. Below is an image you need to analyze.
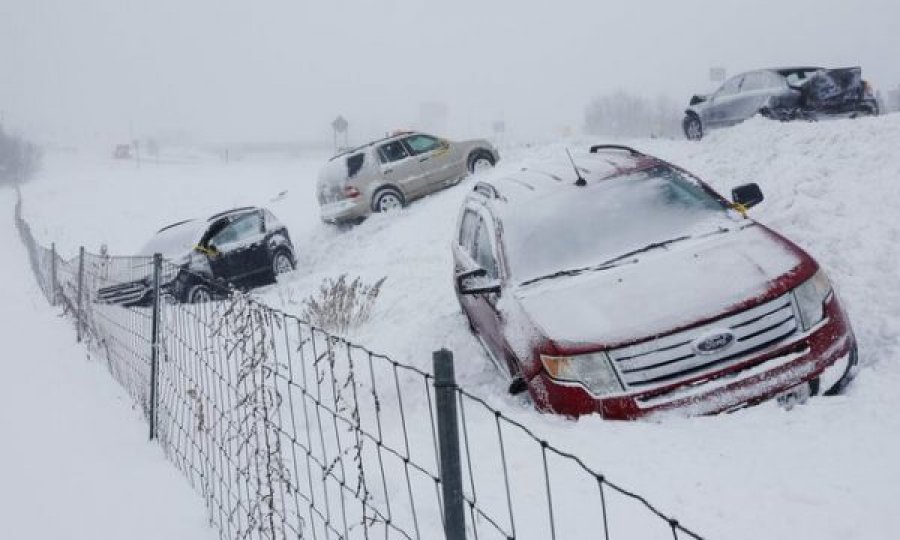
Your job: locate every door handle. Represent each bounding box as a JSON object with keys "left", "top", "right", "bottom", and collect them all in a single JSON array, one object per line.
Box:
[
  {"left": 384, "top": 168, "right": 393, "bottom": 174},
  {"left": 418, "top": 157, "right": 429, "bottom": 162}
]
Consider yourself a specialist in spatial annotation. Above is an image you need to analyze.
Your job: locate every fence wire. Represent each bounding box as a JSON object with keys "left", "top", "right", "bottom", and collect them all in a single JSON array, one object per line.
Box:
[{"left": 13, "top": 190, "right": 705, "bottom": 540}]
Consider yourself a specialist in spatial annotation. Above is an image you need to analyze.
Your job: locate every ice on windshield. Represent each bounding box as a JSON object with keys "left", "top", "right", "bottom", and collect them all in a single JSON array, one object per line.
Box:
[
  {"left": 138, "top": 220, "right": 206, "bottom": 258},
  {"left": 503, "top": 166, "right": 737, "bottom": 285}
]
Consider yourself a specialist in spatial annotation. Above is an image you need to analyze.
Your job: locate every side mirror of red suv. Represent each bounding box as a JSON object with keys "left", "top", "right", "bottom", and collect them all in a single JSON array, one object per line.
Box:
[
  {"left": 732, "top": 183, "right": 764, "bottom": 209},
  {"left": 456, "top": 268, "right": 501, "bottom": 296}
]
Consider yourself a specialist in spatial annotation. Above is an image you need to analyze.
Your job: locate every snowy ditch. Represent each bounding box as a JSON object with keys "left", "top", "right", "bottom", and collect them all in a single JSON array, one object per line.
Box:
[{"left": 18, "top": 115, "right": 900, "bottom": 539}]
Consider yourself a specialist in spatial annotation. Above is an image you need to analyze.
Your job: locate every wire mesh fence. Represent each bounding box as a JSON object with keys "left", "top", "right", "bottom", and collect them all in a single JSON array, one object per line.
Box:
[{"left": 13, "top": 190, "right": 706, "bottom": 540}]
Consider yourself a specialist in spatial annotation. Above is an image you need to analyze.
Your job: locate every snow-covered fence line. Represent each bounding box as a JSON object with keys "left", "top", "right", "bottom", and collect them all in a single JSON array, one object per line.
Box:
[{"left": 13, "top": 191, "right": 705, "bottom": 540}]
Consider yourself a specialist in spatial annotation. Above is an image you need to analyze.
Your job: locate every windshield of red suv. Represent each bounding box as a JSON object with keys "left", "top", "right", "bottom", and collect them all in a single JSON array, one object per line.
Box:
[{"left": 505, "top": 165, "right": 737, "bottom": 285}]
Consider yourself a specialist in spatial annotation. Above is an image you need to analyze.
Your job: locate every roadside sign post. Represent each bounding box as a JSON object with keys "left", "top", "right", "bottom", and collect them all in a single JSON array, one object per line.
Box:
[
  {"left": 332, "top": 116, "right": 349, "bottom": 152},
  {"left": 710, "top": 67, "right": 726, "bottom": 83}
]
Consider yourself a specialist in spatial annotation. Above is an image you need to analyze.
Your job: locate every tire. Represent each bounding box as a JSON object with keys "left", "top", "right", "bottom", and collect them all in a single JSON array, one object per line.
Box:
[
  {"left": 372, "top": 188, "right": 404, "bottom": 213},
  {"left": 467, "top": 150, "right": 495, "bottom": 174},
  {"left": 272, "top": 249, "right": 295, "bottom": 278},
  {"left": 683, "top": 114, "right": 703, "bottom": 141},
  {"left": 185, "top": 282, "right": 213, "bottom": 304},
  {"left": 822, "top": 343, "right": 859, "bottom": 396}
]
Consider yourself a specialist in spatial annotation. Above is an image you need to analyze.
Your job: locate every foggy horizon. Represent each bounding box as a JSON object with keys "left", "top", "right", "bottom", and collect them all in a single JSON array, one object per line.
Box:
[{"left": 2, "top": 0, "right": 898, "bottom": 146}]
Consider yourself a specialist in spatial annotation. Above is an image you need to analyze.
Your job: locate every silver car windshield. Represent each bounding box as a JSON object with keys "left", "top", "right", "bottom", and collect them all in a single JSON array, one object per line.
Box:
[{"left": 504, "top": 166, "right": 734, "bottom": 285}]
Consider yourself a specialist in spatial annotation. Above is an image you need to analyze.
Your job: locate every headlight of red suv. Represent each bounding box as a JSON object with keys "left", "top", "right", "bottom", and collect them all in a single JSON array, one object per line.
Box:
[
  {"left": 794, "top": 270, "right": 833, "bottom": 331},
  {"left": 541, "top": 352, "right": 624, "bottom": 397}
]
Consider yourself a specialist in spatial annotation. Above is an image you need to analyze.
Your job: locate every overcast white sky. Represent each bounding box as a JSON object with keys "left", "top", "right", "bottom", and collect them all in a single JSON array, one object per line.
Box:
[{"left": 1, "top": 0, "right": 898, "bottom": 145}]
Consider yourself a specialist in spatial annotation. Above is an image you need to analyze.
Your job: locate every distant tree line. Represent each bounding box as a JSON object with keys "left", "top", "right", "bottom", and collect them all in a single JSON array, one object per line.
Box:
[
  {"left": 0, "top": 124, "right": 42, "bottom": 186},
  {"left": 584, "top": 92, "right": 683, "bottom": 139}
]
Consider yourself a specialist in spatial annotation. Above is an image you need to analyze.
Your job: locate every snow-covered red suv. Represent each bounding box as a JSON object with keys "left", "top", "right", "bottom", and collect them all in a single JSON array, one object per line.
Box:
[{"left": 452, "top": 145, "right": 858, "bottom": 419}]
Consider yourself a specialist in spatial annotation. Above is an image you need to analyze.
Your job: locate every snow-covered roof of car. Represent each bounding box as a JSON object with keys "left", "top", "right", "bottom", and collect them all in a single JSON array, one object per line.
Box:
[{"left": 472, "top": 146, "right": 661, "bottom": 205}]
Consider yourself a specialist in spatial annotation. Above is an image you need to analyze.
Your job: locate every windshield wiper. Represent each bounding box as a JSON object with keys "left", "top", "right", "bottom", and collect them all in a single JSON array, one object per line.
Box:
[{"left": 519, "top": 235, "right": 692, "bottom": 288}]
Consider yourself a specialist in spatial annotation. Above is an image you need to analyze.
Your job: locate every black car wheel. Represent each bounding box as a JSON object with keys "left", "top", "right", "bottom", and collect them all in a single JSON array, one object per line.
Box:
[
  {"left": 373, "top": 188, "right": 404, "bottom": 213},
  {"left": 186, "top": 283, "right": 213, "bottom": 304},
  {"left": 467, "top": 150, "right": 495, "bottom": 174},
  {"left": 683, "top": 114, "right": 703, "bottom": 141},
  {"left": 272, "top": 250, "right": 294, "bottom": 277},
  {"left": 822, "top": 343, "right": 859, "bottom": 396}
]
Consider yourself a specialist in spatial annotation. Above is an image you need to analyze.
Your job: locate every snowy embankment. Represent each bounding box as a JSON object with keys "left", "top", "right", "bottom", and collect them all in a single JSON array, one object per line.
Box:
[
  {"left": 0, "top": 189, "right": 215, "bottom": 540},
  {"left": 18, "top": 115, "right": 900, "bottom": 539}
]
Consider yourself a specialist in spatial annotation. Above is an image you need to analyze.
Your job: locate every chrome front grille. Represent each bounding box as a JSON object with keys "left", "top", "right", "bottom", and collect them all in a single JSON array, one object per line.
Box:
[
  {"left": 96, "top": 280, "right": 149, "bottom": 306},
  {"left": 609, "top": 293, "right": 799, "bottom": 390}
]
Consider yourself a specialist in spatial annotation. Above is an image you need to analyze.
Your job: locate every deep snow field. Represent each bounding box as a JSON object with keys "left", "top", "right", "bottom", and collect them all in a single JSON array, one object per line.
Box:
[
  {"left": 0, "top": 198, "right": 215, "bottom": 539},
  {"left": 15, "top": 115, "right": 900, "bottom": 538}
]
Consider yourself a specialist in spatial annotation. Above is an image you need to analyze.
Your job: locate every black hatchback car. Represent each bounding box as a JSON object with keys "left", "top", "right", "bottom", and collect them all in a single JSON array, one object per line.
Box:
[
  {"left": 97, "top": 207, "right": 296, "bottom": 306},
  {"left": 683, "top": 66, "right": 879, "bottom": 140}
]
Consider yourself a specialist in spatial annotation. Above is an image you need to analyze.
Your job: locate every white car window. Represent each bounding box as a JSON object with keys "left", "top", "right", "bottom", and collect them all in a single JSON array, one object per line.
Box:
[
  {"left": 761, "top": 71, "right": 787, "bottom": 90},
  {"left": 741, "top": 72, "right": 764, "bottom": 92},
  {"left": 377, "top": 141, "right": 409, "bottom": 164},
  {"left": 211, "top": 213, "right": 262, "bottom": 248},
  {"left": 716, "top": 75, "right": 744, "bottom": 97},
  {"left": 404, "top": 134, "right": 442, "bottom": 155}
]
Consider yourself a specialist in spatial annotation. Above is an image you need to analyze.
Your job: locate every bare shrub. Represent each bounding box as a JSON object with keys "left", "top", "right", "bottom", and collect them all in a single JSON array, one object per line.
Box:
[{"left": 301, "top": 274, "right": 386, "bottom": 334}]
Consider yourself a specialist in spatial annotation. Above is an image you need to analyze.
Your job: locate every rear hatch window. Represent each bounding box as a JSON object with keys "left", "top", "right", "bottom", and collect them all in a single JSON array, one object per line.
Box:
[{"left": 318, "top": 152, "right": 365, "bottom": 203}]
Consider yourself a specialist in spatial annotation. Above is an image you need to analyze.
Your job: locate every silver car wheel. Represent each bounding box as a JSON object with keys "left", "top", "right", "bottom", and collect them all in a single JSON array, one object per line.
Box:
[
  {"left": 472, "top": 157, "right": 494, "bottom": 173},
  {"left": 273, "top": 252, "right": 293, "bottom": 276},
  {"left": 376, "top": 192, "right": 403, "bottom": 212}
]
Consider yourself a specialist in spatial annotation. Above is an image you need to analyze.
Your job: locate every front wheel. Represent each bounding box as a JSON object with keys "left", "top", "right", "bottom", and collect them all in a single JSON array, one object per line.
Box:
[
  {"left": 467, "top": 151, "right": 495, "bottom": 174},
  {"left": 272, "top": 250, "right": 295, "bottom": 278},
  {"left": 186, "top": 283, "right": 213, "bottom": 304},
  {"left": 683, "top": 114, "right": 703, "bottom": 140}
]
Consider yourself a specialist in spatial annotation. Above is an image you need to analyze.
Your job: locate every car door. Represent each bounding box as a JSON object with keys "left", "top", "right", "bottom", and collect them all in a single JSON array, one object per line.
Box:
[
  {"left": 702, "top": 74, "right": 744, "bottom": 127},
  {"left": 724, "top": 71, "right": 777, "bottom": 123},
  {"left": 459, "top": 210, "right": 514, "bottom": 376},
  {"left": 376, "top": 140, "right": 429, "bottom": 198},
  {"left": 207, "top": 211, "right": 268, "bottom": 285},
  {"left": 403, "top": 133, "right": 460, "bottom": 187}
]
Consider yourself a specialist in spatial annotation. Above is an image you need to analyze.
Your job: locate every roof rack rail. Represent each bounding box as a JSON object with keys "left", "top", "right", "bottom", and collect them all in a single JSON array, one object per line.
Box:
[
  {"left": 473, "top": 182, "right": 501, "bottom": 199},
  {"left": 207, "top": 206, "right": 257, "bottom": 221},
  {"left": 589, "top": 144, "right": 644, "bottom": 156}
]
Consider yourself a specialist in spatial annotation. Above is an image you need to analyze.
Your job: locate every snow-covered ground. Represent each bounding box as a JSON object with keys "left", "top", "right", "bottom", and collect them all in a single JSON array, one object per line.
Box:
[
  {"left": 16, "top": 115, "right": 900, "bottom": 538},
  {"left": 0, "top": 189, "right": 216, "bottom": 540}
]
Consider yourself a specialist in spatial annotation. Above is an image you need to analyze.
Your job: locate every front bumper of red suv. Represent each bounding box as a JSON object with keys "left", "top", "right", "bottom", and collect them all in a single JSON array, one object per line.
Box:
[{"left": 530, "top": 293, "right": 856, "bottom": 419}]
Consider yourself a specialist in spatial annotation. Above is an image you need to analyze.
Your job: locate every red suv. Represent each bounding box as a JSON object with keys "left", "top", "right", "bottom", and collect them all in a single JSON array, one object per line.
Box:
[{"left": 452, "top": 145, "right": 857, "bottom": 419}]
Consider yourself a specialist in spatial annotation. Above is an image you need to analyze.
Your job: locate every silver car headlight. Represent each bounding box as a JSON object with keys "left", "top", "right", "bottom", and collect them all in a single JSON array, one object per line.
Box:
[
  {"left": 541, "top": 352, "right": 624, "bottom": 397},
  {"left": 794, "top": 270, "right": 833, "bottom": 331}
]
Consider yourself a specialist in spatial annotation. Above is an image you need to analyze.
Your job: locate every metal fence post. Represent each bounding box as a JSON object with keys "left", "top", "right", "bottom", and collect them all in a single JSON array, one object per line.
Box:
[
  {"left": 50, "top": 243, "right": 58, "bottom": 306},
  {"left": 149, "top": 253, "right": 162, "bottom": 440},
  {"left": 433, "top": 349, "right": 466, "bottom": 540},
  {"left": 76, "top": 246, "right": 85, "bottom": 342}
]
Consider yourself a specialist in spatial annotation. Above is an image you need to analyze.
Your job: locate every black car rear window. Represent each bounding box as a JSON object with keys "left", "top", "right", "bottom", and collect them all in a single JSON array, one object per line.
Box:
[{"left": 347, "top": 153, "right": 365, "bottom": 178}]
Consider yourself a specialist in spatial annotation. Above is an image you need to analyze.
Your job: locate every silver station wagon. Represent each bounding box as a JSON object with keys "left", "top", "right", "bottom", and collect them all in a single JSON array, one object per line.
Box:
[{"left": 317, "top": 131, "right": 499, "bottom": 223}]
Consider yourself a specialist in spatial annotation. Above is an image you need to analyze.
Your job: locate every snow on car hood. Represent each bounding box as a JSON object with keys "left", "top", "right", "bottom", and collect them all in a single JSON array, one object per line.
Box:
[
  {"left": 138, "top": 220, "right": 205, "bottom": 259},
  {"left": 513, "top": 224, "right": 803, "bottom": 347}
]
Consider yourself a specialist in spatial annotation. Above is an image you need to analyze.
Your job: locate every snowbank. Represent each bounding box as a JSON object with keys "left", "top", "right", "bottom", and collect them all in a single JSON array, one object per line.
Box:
[
  {"left": 0, "top": 189, "right": 215, "bottom": 540},
  {"left": 17, "top": 115, "right": 900, "bottom": 538}
]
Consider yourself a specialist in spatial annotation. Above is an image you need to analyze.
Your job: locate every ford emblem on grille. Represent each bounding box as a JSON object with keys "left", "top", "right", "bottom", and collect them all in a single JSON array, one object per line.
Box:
[{"left": 693, "top": 330, "right": 736, "bottom": 355}]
